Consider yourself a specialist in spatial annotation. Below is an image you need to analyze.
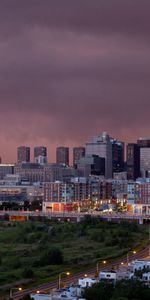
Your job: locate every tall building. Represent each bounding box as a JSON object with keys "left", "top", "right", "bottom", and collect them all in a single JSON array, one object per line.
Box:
[
  {"left": 56, "top": 147, "right": 69, "bottom": 165},
  {"left": 0, "top": 164, "right": 14, "bottom": 180},
  {"left": 14, "top": 163, "right": 44, "bottom": 183},
  {"left": 140, "top": 148, "right": 150, "bottom": 178},
  {"left": 73, "top": 147, "right": 85, "bottom": 167},
  {"left": 77, "top": 154, "right": 105, "bottom": 177},
  {"left": 137, "top": 138, "right": 150, "bottom": 178},
  {"left": 34, "top": 146, "right": 47, "bottom": 164},
  {"left": 111, "top": 139, "right": 124, "bottom": 173},
  {"left": 85, "top": 132, "right": 112, "bottom": 178},
  {"left": 17, "top": 146, "right": 30, "bottom": 164},
  {"left": 127, "top": 143, "right": 140, "bottom": 180},
  {"left": 137, "top": 138, "right": 150, "bottom": 148}
]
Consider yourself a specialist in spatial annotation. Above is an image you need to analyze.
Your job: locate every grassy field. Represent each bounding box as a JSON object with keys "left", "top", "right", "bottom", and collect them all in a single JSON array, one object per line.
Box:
[{"left": 0, "top": 217, "right": 148, "bottom": 293}]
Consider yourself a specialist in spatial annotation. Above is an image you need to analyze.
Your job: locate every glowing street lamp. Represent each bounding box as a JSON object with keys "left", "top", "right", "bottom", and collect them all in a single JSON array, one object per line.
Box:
[
  {"left": 10, "top": 287, "right": 22, "bottom": 299},
  {"left": 127, "top": 250, "right": 136, "bottom": 264},
  {"left": 58, "top": 272, "right": 70, "bottom": 289},
  {"left": 96, "top": 260, "right": 107, "bottom": 275}
]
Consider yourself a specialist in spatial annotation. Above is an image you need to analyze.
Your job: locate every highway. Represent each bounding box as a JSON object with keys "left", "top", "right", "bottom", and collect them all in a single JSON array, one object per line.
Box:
[
  {"left": 12, "top": 245, "right": 150, "bottom": 300},
  {"left": 0, "top": 210, "right": 150, "bottom": 221}
]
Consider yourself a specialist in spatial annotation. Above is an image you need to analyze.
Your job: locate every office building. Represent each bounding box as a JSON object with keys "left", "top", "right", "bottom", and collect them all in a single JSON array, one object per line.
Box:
[
  {"left": 73, "top": 147, "right": 85, "bottom": 167},
  {"left": 0, "top": 164, "right": 14, "bottom": 180},
  {"left": 77, "top": 154, "right": 105, "bottom": 177},
  {"left": 17, "top": 146, "right": 30, "bottom": 163},
  {"left": 56, "top": 147, "right": 69, "bottom": 165},
  {"left": 137, "top": 138, "right": 150, "bottom": 148},
  {"left": 127, "top": 143, "right": 140, "bottom": 180},
  {"left": 111, "top": 139, "right": 124, "bottom": 173},
  {"left": 14, "top": 163, "right": 44, "bottom": 183},
  {"left": 140, "top": 148, "right": 150, "bottom": 178},
  {"left": 34, "top": 146, "right": 47, "bottom": 164},
  {"left": 85, "top": 132, "right": 112, "bottom": 178}
]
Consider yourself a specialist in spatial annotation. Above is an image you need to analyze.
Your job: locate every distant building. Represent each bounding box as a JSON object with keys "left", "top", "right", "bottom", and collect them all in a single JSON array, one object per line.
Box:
[
  {"left": 140, "top": 148, "right": 150, "bottom": 178},
  {"left": 77, "top": 154, "right": 105, "bottom": 177},
  {"left": 0, "top": 164, "right": 14, "bottom": 180},
  {"left": 44, "top": 181, "right": 74, "bottom": 203},
  {"left": 113, "top": 171, "right": 127, "bottom": 180},
  {"left": 34, "top": 146, "right": 47, "bottom": 164},
  {"left": 127, "top": 143, "right": 140, "bottom": 180},
  {"left": 86, "top": 132, "right": 112, "bottom": 178},
  {"left": 14, "top": 163, "right": 44, "bottom": 183},
  {"left": 127, "top": 178, "right": 150, "bottom": 214},
  {"left": 17, "top": 146, "right": 30, "bottom": 163},
  {"left": 56, "top": 147, "right": 69, "bottom": 165},
  {"left": 111, "top": 138, "right": 124, "bottom": 173},
  {"left": 73, "top": 147, "right": 85, "bottom": 168},
  {"left": 137, "top": 138, "right": 150, "bottom": 178},
  {"left": 137, "top": 137, "right": 150, "bottom": 148}
]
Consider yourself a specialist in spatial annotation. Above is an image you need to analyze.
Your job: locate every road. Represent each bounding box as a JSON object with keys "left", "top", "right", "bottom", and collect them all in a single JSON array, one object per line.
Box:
[
  {"left": 12, "top": 244, "right": 150, "bottom": 299},
  {"left": 0, "top": 210, "right": 150, "bottom": 221}
]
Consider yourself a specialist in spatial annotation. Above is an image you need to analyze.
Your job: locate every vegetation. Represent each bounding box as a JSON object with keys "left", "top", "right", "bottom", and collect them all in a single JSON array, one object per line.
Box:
[
  {"left": 83, "top": 280, "right": 150, "bottom": 300},
  {"left": 0, "top": 217, "right": 148, "bottom": 293}
]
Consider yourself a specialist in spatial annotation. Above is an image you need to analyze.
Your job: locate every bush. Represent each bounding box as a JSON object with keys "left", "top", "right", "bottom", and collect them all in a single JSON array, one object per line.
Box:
[
  {"left": 40, "top": 248, "right": 64, "bottom": 266},
  {"left": 22, "top": 268, "right": 34, "bottom": 278}
]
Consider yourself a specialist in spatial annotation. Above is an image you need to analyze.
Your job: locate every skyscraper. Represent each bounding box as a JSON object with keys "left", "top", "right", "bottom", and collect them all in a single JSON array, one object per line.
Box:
[
  {"left": 73, "top": 147, "right": 85, "bottom": 167},
  {"left": 56, "top": 147, "right": 69, "bottom": 165},
  {"left": 17, "top": 146, "right": 30, "bottom": 164},
  {"left": 111, "top": 139, "right": 124, "bottom": 173},
  {"left": 137, "top": 138, "right": 150, "bottom": 178},
  {"left": 85, "top": 132, "right": 112, "bottom": 178},
  {"left": 127, "top": 143, "right": 140, "bottom": 180},
  {"left": 137, "top": 138, "right": 150, "bottom": 148},
  {"left": 34, "top": 146, "right": 47, "bottom": 164}
]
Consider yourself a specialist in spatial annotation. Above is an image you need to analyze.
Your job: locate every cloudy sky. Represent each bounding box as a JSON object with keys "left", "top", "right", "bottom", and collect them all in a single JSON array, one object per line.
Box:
[{"left": 0, "top": 0, "right": 150, "bottom": 162}]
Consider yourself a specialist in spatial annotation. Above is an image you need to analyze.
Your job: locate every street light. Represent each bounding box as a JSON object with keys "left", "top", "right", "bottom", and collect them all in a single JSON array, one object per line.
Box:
[
  {"left": 10, "top": 287, "right": 22, "bottom": 299},
  {"left": 58, "top": 272, "right": 70, "bottom": 289},
  {"left": 127, "top": 250, "right": 136, "bottom": 264},
  {"left": 96, "top": 260, "right": 107, "bottom": 276}
]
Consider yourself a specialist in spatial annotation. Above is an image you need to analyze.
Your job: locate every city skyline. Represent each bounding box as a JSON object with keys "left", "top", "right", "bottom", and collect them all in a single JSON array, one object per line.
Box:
[{"left": 0, "top": 1, "right": 150, "bottom": 162}]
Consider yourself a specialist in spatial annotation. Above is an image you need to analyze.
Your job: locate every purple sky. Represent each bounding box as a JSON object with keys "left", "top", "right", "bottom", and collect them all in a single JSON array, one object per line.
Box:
[{"left": 0, "top": 0, "right": 150, "bottom": 162}]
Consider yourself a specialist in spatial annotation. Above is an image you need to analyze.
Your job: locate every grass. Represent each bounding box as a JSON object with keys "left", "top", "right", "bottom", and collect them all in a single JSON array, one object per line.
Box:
[{"left": 0, "top": 217, "right": 148, "bottom": 296}]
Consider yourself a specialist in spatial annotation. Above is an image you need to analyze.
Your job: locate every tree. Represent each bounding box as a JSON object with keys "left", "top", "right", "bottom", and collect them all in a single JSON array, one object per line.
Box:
[{"left": 22, "top": 268, "right": 34, "bottom": 278}]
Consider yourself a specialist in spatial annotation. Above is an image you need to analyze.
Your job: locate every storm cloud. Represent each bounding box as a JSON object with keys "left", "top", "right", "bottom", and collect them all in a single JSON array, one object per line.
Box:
[{"left": 0, "top": 0, "right": 150, "bottom": 162}]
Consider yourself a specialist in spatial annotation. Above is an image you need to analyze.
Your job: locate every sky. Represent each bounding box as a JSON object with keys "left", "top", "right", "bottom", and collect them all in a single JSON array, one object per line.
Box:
[{"left": 0, "top": 0, "right": 150, "bottom": 163}]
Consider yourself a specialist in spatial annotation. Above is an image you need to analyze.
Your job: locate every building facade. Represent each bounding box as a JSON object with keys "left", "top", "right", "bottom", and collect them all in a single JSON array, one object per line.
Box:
[
  {"left": 17, "top": 146, "right": 30, "bottom": 163},
  {"left": 73, "top": 147, "right": 85, "bottom": 168},
  {"left": 85, "top": 132, "right": 112, "bottom": 179},
  {"left": 56, "top": 147, "right": 69, "bottom": 165},
  {"left": 127, "top": 143, "right": 140, "bottom": 180},
  {"left": 34, "top": 146, "right": 47, "bottom": 164}
]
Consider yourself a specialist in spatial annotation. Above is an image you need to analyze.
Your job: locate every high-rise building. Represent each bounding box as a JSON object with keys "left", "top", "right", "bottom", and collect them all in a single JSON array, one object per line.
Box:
[
  {"left": 73, "top": 147, "right": 85, "bottom": 167},
  {"left": 137, "top": 138, "right": 150, "bottom": 148},
  {"left": 17, "top": 146, "right": 30, "bottom": 164},
  {"left": 137, "top": 138, "right": 150, "bottom": 178},
  {"left": 77, "top": 154, "right": 105, "bottom": 177},
  {"left": 140, "top": 148, "right": 150, "bottom": 178},
  {"left": 0, "top": 164, "right": 14, "bottom": 180},
  {"left": 127, "top": 143, "right": 140, "bottom": 180},
  {"left": 111, "top": 139, "right": 124, "bottom": 173},
  {"left": 34, "top": 146, "right": 47, "bottom": 164},
  {"left": 85, "top": 132, "right": 112, "bottom": 178},
  {"left": 56, "top": 147, "right": 69, "bottom": 165}
]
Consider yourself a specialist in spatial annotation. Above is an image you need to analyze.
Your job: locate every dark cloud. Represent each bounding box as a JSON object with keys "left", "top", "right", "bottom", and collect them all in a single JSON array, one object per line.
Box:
[{"left": 0, "top": 0, "right": 149, "bottom": 162}]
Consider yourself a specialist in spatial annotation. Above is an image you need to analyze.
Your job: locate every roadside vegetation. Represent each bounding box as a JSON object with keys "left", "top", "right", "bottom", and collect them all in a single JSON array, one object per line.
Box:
[
  {"left": 83, "top": 280, "right": 150, "bottom": 300},
  {"left": 0, "top": 217, "right": 148, "bottom": 294}
]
